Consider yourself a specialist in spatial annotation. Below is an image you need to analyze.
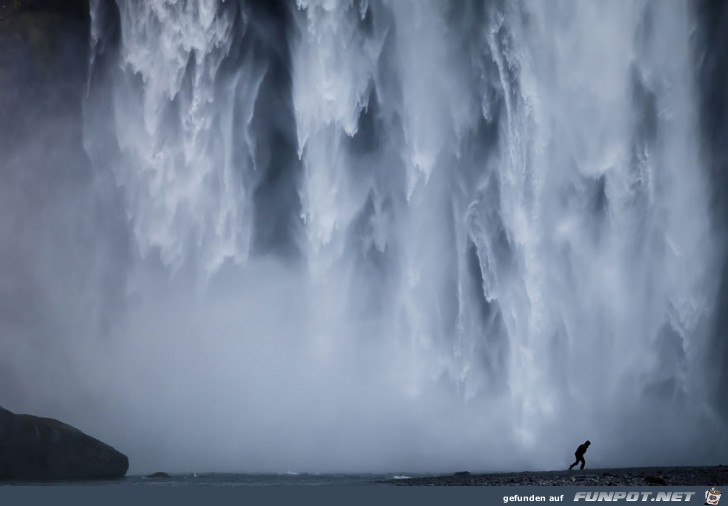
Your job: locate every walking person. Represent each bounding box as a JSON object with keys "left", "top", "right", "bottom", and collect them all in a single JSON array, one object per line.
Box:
[{"left": 568, "top": 440, "right": 591, "bottom": 470}]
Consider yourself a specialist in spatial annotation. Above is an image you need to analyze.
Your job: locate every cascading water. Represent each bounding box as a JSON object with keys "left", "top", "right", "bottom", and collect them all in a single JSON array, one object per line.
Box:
[{"left": 5, "top": 0, "right": 725, "bottom": 473}]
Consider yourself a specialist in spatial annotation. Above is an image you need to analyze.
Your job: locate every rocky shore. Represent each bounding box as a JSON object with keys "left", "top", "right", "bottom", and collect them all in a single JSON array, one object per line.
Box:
[{"left": 385, "top": 466, "right": 728, "bottom": 486}]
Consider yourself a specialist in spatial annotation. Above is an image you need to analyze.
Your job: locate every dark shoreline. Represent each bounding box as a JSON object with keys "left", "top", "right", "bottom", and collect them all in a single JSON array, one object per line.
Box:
[
  {"left": 382, "top": 466, "right": 728, "bottom": 486},
  {"left": 0, "top": 467, "right": 725, "bottom": 486}
]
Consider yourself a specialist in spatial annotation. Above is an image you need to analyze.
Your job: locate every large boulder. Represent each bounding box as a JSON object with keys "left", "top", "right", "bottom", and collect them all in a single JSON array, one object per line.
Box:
[{"left": 0, "top": 406, "right": 128, "bottom": 481}]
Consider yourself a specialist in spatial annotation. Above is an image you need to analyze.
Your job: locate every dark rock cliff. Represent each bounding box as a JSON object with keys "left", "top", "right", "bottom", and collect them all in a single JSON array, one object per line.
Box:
[{"left": 0, "top": 406, "right": 128, "bottom": 481}]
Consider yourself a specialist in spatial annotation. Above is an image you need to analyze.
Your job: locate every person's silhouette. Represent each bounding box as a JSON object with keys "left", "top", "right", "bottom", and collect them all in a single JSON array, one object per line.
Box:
[{"left": 568, "top": 440, "right": 591, "bottom": 470}]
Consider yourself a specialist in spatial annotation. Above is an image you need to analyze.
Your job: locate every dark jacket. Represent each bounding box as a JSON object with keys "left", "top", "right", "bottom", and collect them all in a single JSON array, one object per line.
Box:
[{"left": 575, "top": 442, "right": 590, "bottom": 457}]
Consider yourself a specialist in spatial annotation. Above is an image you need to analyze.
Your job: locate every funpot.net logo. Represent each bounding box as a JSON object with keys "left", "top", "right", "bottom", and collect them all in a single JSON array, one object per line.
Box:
[{"left": 573, "top": 491, "right": 696, "bottom": 502}]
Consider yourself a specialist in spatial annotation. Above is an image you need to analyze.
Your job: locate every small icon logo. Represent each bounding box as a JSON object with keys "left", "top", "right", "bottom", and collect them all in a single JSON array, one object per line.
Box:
[{"left": 706, "top": 488, "right": 722, "bottom": 506}]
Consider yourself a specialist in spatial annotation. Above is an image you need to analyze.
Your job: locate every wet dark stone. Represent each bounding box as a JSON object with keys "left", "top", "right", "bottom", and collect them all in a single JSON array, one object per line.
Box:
[
  {"left": 644, "top": 475, "right": 668, "bottom": 486},
  {"left": 146, "top": 472, "right": 171, "bottom": 479}
]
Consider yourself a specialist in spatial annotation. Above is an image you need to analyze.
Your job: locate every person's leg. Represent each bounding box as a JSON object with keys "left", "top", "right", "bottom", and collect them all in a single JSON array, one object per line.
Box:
[
  {"left": 579, "top": 457, "right": 585, "bottom": 470},
  {"left": 569, "top": 455, "right": 579, "bottom": 470}
]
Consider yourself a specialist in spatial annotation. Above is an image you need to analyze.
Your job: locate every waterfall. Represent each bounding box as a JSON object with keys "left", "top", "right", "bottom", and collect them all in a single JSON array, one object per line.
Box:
[{"left": 28, "top": 0, "right": 723, "bottom": 471}]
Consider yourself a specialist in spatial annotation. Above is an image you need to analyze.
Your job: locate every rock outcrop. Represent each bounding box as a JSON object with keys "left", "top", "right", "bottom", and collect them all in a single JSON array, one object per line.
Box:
[{"left": 0, "top": 406, "right": 128, "bottom": 481}]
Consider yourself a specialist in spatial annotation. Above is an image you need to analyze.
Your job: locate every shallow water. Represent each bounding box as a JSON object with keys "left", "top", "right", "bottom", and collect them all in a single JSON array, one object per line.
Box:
[{"left": 2, "top": 473, "right": 411, "bottom": 487}]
